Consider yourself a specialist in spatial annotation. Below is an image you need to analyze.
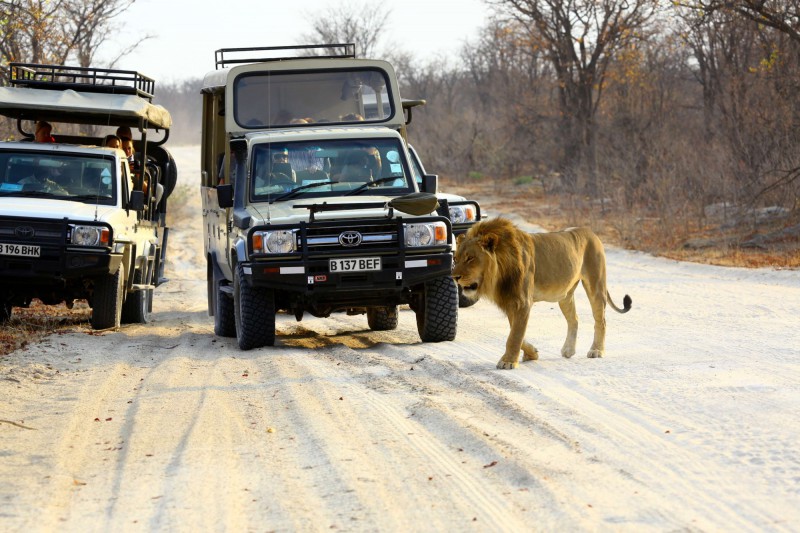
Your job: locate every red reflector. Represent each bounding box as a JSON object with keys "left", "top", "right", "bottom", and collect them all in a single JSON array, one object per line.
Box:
[
  {"left": 315, "top": 275, "right": 327, "bottom": 282},
  {"left": 428, "top": 259, "right": 442, "bottom": 266},
  {"left": 263, "top": 267, "right": 280, "bottom": 274}
]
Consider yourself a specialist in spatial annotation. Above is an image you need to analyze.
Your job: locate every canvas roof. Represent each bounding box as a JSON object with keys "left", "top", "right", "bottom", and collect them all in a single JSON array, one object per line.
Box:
[{"left": 0, "top": 86, "right": 172, "bottom": 130}]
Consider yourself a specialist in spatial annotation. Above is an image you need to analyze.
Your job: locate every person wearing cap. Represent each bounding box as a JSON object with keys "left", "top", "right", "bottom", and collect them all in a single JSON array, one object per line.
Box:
[
  {"left": 35, "top": 121, "right": 55, "bottom": 143},
  {"left": 271, "top": 148, "right": 296, "bottom": 181}
]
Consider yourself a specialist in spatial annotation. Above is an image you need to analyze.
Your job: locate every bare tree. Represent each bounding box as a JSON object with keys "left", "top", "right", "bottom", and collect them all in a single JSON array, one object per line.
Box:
[
  {"left": 687, "top": 0, "right": 800, "bottom": 42},
  {"left": 488, "top": 0, "right": 659, "bottom": 192},
  {"left": 299, "top": 1, "right": 391, "bottom": 58},
  {"left": 0, "top": 0, "right": 71, "bottom": 65},
  {"left": 61, "top": 0, "right": 150, "bottom": 68},
  {"left": 0, "top": 0, "right": 143, "bottom": 70}
]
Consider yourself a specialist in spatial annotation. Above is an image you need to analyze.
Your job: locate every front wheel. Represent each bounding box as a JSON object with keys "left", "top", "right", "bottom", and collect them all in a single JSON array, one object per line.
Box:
[
  {"left": 415, "top": 276, "right": 458, "bottom": 342},
  {"left": 91, "top": 266, "right": 124, "bottom": 330},
  {"left": 234, "top": 263, "right": 275, "bottom": 350},
  {"left": 121, "top": 269, "right": 152, "bottom": 324}
]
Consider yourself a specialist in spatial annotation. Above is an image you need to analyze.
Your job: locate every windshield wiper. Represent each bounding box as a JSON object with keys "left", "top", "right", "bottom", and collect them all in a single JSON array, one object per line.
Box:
[
  {"left": 69, "top": 194, "right": 113, "bottom": 201},
  {"left": 344, "top": 177, "right": 402, "bottom": 196},
  {"left": 270, "top": 180, "right": 339, "bottom": 203}
]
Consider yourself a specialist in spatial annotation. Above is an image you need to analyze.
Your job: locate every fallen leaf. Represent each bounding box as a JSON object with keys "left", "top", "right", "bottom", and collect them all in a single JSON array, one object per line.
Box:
[{"left": 483, "top": 461, "right": 498, "bottom": 468}]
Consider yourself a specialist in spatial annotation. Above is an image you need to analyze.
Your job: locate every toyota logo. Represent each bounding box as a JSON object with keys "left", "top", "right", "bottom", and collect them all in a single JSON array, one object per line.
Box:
[
  {"left": 14, "top": 226, "right": 35, "bottom": 238},
  {"left": 338, "top": 231, "right": 362, "bottom": 247}
]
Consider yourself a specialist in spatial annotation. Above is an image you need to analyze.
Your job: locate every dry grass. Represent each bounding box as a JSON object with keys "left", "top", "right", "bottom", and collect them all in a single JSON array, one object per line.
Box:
[
  {"left": 451, "top": 178, "right": 800, "bottom": 269},
  {"left": 1, "top": 300, "right": 92, "bottom": 357}
]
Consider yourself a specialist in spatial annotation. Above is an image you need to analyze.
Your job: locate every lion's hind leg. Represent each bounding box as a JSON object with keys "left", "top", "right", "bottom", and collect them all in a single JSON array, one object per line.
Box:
[
  {"left": 558, "top": 290, "right": 579, "bottom": 358},
  {"left": 581, "top": 276, "right": 607, "bottom": 359}
]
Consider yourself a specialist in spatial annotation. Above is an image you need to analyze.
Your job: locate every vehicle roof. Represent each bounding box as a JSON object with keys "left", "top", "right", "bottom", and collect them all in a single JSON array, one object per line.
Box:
[
  {"left": 0, "top": 86, "right": 172, "bottom": 130},
  {"left": 201, "top": 56, "right": 393, "bottom": 91},
  {"left": 244, "top": 125, "right": 405, "bottom": 144}
]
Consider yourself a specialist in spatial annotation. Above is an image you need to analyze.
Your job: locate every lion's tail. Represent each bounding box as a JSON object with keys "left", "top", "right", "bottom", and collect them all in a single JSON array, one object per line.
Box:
[{"left": 607, "top": 292, "right": 632, "bottom": 314}]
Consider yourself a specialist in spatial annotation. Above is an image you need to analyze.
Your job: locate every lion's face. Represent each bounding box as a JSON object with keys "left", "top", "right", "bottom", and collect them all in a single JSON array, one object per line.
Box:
[{"left": 452, "top": 236, "right": 493, "bottom": 299}]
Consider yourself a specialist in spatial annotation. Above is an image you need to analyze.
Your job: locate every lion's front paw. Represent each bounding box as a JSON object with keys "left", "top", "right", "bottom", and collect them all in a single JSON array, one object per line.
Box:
[
  {"left": 522, "top": 343, "right": 539, "bottom": 361},
  {"left": 561, "top": 347, "right": 576, "bottom": 359},
  {"left": 587, "top": 349, "right": 604, "bottom": 358},
  {"left": 496, "top": 359, "right": 519, "bottom": 369}
]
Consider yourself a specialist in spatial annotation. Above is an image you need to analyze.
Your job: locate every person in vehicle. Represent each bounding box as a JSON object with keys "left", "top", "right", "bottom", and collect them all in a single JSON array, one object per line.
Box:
[
  {"left": 103, "top": 134, "right": 122, "bottom": 149},
  {"left": 35, "top": 121, "right": 55, "bottom": 143},
  {"left": 121, "top": 138, "right": 138, "bottom": 167},
  {"left": 17, "top": 165, "right": 66, "bottom": 193},
  {"left": 271, "top": 149, "right": 296, "bottom": 182},
  {"left": 116, "top": 126, "right": 132, "bottom": 141}
]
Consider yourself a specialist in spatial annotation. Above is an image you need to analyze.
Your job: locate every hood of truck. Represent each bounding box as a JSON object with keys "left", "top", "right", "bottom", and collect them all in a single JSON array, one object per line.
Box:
[
  {"left": 249, "top": 193, "right": 437, "bottom": 226},
  {"left": 0, "top": 197, "right": 119, "bottom": 222}
]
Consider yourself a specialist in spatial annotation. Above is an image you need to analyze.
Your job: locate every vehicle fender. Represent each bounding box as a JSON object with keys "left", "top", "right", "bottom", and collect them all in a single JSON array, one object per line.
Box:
[
  {"left": 232, "top": 236, "right": 248, "bottom": 266},
  {"left": 207, "top": 251, "right": 229, "bottom": 315}
]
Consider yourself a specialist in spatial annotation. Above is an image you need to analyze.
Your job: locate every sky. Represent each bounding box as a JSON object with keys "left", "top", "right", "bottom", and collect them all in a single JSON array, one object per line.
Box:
[{"left": 104, "top": 0, "right": 492, "bottom": 84}]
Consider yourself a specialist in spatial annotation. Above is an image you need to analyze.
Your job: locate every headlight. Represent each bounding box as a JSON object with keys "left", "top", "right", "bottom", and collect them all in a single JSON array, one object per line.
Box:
[
  {"left": 69, "top": 225, "right": 110, "bottom": 246},
  {"left": 448, "top": 205, "right": 476, "bottom": 224},
  {"left": 405, "top": 222, "right": 448, "bottom": 247},
  {"left": 252, "top": 229, "right": 296, "bottom": 254}
]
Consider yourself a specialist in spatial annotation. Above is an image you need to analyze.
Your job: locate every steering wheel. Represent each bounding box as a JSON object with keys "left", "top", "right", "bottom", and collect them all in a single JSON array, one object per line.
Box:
[{"left": 270, "top": 172, "right": 294, "bottom": 184}]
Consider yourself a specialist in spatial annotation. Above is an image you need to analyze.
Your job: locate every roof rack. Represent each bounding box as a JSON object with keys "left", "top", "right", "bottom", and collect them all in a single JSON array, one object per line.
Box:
[
  {"left": 215, "top": 43, "right": 356, "bottom": 70},
  {"left": 8, "top": 63, "right": 156, "bottom": 101}
]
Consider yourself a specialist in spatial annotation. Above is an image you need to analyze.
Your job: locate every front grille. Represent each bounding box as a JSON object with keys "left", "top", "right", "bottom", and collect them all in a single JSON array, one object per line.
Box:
[
  {"left": 300, "top": 221, "right": 398, "bottom": 254},
  {"left": 0, "top": 218, "right": 65, "bottom": 245}
]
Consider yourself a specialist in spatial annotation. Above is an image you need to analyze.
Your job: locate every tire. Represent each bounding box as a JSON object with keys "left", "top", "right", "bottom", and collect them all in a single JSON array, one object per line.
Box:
[
  {"left": 214, "top": 279, "right": 236, "bottom": 337},
  {"left": 367, "top": 305, "right": 398, "bottom": 331},
  {"left": 121, "top": 268, "right": 152, "bottom": 324},
  {"left": 91, "top": 266, "right": 124, "bottom": 330},
  {"left": 234, "top": 263, "right": 275, "bottom": 350},
  {"left": 0, "top": 292, "right": 12, "bottom": 324},
  {"left": 161, "top": 150, "right": 178, "bottom": 199},
  {"left": 458, "top": 285, "right": 478, "bottom": 308},
  {"left": 415, "top": 276, "right": 458, "bottom": 342}
]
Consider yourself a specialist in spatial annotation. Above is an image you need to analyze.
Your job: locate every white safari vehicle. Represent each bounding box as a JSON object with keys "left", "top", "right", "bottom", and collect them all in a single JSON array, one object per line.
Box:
[
  {"left": 201, "top": 44, "right": 460, "bottom": 349},
  {"left": 0, "top": 63, "right": 176, "bottom": 329}
]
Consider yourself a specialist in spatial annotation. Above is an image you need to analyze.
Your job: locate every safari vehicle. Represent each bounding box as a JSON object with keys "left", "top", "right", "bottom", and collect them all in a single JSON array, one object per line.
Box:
[
  {"left": 0, "top": 63, "right": 176, "bottom": 329},
  {"left": 201, "top": 44, "right": 459, "bottom": 349}
]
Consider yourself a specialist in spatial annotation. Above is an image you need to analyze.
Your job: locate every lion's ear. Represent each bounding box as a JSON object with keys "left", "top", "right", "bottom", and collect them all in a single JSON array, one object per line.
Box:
[
  {"left": 480, "top": 233, "right": 499, "bottom": 253},
  {"left": 456, "top": 233, "right": 466, "bottom": 246}
]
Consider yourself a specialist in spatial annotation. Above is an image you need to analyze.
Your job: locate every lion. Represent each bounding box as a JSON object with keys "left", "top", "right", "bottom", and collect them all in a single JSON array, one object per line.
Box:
[{"left": 452, "top": 218, "right": 631, "bottom": 369}]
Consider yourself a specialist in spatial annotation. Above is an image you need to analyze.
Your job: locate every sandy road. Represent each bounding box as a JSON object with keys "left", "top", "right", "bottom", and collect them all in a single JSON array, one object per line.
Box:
[{"left": 1, "top": 147, "right": 799, "bottom": 531}]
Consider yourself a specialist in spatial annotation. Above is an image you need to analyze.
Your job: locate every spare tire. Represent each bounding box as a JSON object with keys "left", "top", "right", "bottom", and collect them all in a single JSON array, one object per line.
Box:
[{"left": 160, "top": 149, "right": 178, "bottom": 199}]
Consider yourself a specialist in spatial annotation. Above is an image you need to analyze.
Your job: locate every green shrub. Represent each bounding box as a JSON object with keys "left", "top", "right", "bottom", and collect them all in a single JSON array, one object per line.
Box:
[
  {"left": 467, "top": 171, "right": 483, "bottom": 181},
  {"left": 513, "top": 175, "right": 534, "bottom": 186}
]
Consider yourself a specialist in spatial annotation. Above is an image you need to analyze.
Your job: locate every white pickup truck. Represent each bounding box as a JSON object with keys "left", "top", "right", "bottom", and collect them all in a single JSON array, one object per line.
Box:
[{"left": 0, "top": 63, "right": 177, "bottom": 329}]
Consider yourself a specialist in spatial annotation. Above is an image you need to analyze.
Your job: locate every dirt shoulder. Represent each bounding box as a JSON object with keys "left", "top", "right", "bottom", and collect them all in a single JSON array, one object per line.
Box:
[{"left": 451, "top": 179, "right": 800, "bottom": 269}]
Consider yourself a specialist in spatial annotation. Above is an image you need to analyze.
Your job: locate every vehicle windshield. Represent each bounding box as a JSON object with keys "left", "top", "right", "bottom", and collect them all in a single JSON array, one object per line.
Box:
[
  {"left": 251, "top": 138, "right": 413, "bottom": 202},
  {"left": 234, "top": 68, "right": 393, "bottom": 128},
  {"left": 0, "top": 151, "right": 117, "bottom": 204}
]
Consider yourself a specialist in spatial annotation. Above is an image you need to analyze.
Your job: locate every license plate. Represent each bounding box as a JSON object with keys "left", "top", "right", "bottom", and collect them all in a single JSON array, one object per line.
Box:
[
  {"left": 329, "top": 257, "right": 381, "bottom": 272},
  {"left": 0, "top": 242, "right": 40, "bottom": 257}
]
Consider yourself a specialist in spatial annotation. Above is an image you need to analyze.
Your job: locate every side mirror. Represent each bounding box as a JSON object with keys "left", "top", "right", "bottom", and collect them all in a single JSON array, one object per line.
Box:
[
  {"left": 421, "top": 174, "right": 438, "bottom": 194},
  {"left": 217, "top": 183, "right": 233, "bottom": 208},
  {"left": 129, "top": 190, "right": 145, "bottom": 211}
]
